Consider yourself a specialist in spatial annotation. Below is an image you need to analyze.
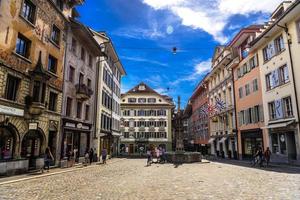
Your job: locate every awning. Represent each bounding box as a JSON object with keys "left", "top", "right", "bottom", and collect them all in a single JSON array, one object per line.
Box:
[
  {"left": 208, "top": 138, "right": 215, "bottom": 143},
  {"left": 263, "top": 120, "right": 295, "bottom": 129},
  {"left": 219, "top": 137, "right": 228, "bottom": 143}
]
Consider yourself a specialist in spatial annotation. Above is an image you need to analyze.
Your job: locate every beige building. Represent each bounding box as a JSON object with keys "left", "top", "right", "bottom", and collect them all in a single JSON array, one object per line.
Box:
[
  {"left": 120, "top": 83, "right": 174, "bottom": 155},
  {"left": 251, "top": 0, "right": 300, "bottom": 164},
  {"left": 60, "top": 19, "right": 103, "bottom": 164},
  {"left": 91, "top": 30, "right": 126, "bottom": 158},
  {"left": 0, "top": 0, "right": 82, "bottom": 175},
  {"left": 207, "top": 46, "right": 237, "bottom": 159}
]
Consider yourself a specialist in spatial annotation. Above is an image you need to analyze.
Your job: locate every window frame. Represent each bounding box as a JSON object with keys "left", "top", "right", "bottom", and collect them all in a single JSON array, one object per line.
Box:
[
  {"left": 50, "top": 24, "right": 61, "bottom": 46},
  {"left": 5, "top": 74, "right": 20, "bottom": 101},
  {"left": 21, "top": 0, "right": 36, "bottom": 24},
  {"left": 15, "top": 33, "right": 31, "bottom": 58},
  {"left": 48, "top": 54, "right": 58, "bottom": 74},
  {"left": 48, "top": 91, "right": 58, "bottom": 111}
]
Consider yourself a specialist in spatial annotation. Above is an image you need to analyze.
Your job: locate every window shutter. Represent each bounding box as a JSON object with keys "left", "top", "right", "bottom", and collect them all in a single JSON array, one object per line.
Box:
[
  {"left": 258, "top": 105, "right": 263, "bottom": 122},
  {"left": 254, "top": 54, "right": 258, "bottom": 67}
]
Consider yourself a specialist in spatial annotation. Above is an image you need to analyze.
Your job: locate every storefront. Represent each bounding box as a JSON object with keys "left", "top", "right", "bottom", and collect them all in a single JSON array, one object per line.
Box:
[
  {"left": 119, "top": 140, "right": 169, "bottom": 156},
  {"left": 268, "top": 122, "right": 298, "bottom": 163},
  {"left": 61, "top": 120, "right": 91, "bottom": 162},
  {"left": 241, "top": 130, "right": 263, "bottom": 159},
  {"left": 0, "top": 123, "right": 19, "bottom": 161}
]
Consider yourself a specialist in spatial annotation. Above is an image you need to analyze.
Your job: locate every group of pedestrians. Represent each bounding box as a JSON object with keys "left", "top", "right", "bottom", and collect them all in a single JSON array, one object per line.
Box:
[
  {"left": 252, "top": 147, "right": 272, "bottom": 167},
  {"left": 146, "top": 147, "right": 166, "bottom": 166}
]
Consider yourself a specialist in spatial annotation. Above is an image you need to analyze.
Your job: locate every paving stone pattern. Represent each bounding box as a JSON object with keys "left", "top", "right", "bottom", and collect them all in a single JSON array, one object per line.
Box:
[{"left": 0, "top": 159, "right": 300, "bottom": 200}]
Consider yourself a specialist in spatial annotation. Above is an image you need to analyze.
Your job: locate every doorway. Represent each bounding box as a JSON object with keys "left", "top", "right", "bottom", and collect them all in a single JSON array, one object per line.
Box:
[
  {"left": 48, "top": 131, "right": 57, "bottom": 165},
  {"left": 129, "top": 144, "right": 134, "bottom": 154}
]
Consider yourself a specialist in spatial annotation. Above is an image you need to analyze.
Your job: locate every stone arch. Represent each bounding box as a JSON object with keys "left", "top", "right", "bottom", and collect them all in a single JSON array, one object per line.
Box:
[
  {"left": 9, "top": 117, "right": 27, "bottom": 136},
  {"left": 21, "top": 128, "right": 46, "bottom": 158},
  {"left": 0, "top": 122, "right": 20, "bottom": 159}
]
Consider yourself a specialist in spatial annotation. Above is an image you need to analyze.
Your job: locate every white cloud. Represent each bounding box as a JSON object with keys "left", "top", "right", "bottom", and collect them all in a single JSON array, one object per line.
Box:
[
  {"left": 142, "top": 0, "right": 284, "bottom": 43},
  {"left": 121, "top": 56, "right": 168, "bottom": 67},
  {"left": 171, "top": 58, "right": 211, "bottom": 85}
]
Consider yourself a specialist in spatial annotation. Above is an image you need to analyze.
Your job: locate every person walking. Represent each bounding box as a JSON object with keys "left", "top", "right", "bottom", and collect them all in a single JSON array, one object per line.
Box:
[
  {"left": 264, "top": 147, "right": 271, "bottom": 167},
  {"left": 84, "top": 149, "right": 90, "bottom": 165},
  {"left": 43, "top": 147, "right": 54, "bottom": 173},
  {"left": 102, "top": 147, "right": 107, "bottom": 164},
  {"left": 146, "top": 148, "right": 152, "bottom": 166},
  {"left": 89, "top": 148, "right": 94, "bottom": 165}
]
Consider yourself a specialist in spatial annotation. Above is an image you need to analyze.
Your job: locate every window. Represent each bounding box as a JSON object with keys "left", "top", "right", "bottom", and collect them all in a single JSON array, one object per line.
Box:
[
  {"left": 249, "top": 55, "right": 257, "bottom": 69},
  {"left": 85, "top": 105, "right": 90, "bottom": 120},
  {"left": 88, "top": 55, "right": 93, "bottom": 67},
  {"left": 21, "top": 0, "right": 36, "bottom": 23},
  {"left": 148, "top": 98, "right": 156, "bottom": 103},
  {"left": 128, "top": 98, "right": 136, "bottom": 103},
  {"left": 266, "top": 73, "right": 272, "bottom": 91},
  {"left": 32, "top": 81, "right": 46, "bottom": 103},
  {"left": 245, "top": 84, "right": 250, "bottom": 96},
  {"left": 81, "top": 47, "right": 85, "bottom": 61},
  {"left": 79, "top": 73, "right": 84, "bottom": 84},
  {"left": 237, "top": 68, "right": 241, "bottom": 78},
  {"left": 66, "top": 97, "right": 72, "bottom": 117},
  {"left": 274, "top": 35, "right": 285, "bottom": 53},
  {"left": 76, "top": 101, "right": 82, "bottom": 119},
  {"left": 296, "top": 20, "right": 300, "bottom": 42},
  {"left": 16, "top": 33, "right": 31, "bottom": 58},
  {"left": 69, "top": 66, "right": 75, "bottom": 83},
  {"left": 138, "top": 98, "right": 146, "bottom": 103},
  {"left": 238, "top": 87, "right": 243, "bottom": 99},
  {"left": 55, "top": 0, "right": 63, "bottom": 10},
  {"left": 87, "top": 79, "right": 91, "bottom": 88},
  {"left": 48, "top": 92, "right": 57, "bottom": 111},
  {"left": 48, "top": 55, "right": 57, "bottom": 74},
  {"left": 71, "top": 38, "right": 77, "bottom": 53},
  {"left": 252, "top": 79, "right": 258, "bottom": 92},
  {"left": 268, "top": 102, "right": 276, "bottom": 120},
  {"left": 51, "top": 25, "right": 60, "bottom": 45},
  {"left": 283, "top": 97, "right": 293, "bottom": 118},
  {"left": 263, "top": 42, "right": 275, "bottom": 62},
  {"left": 5, "top": 75, "right": 20, "bottom": 101},
  {"left": 279, "top": 64, "right": 289, "bottom": 84}
]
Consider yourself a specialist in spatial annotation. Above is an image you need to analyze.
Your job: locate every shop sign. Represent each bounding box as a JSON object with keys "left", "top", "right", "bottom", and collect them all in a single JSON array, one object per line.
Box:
[
  {"left": 29, "top": 122, "right": 38, "bottom": 130},
  {"left": 0, "top": 105, "right": 24, "bottom": 117},
  {"left": 82, "top": 125, "right": 90, "bottom": 130},
  {"left": 65, "top": 122, "right": 76, "bottom": 128}
]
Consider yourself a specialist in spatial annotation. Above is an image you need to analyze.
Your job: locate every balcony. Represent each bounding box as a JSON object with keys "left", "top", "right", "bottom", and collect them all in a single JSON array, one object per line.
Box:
[
  {"left": 129, "top": 127, "right": 135, "bottom": 132},
  {"left": 25, "top": 95, "right": 45, "bottom": 115},
  {"left": 148, "top": 126, "right": 155, "bottom": 131},
  {"left": 75, "top": 83, "right": 93, "bottom": 100}
]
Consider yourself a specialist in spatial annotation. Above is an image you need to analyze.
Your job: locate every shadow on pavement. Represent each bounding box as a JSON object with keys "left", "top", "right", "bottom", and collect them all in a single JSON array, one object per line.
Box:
[{"left": 209, "top": 159, "right": 300, "bottom": 174}]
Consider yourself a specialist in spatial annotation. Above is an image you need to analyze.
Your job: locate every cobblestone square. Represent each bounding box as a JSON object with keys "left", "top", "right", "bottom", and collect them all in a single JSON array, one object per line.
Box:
[{"left": 0, "top": 159, "right": 300, "bottom": 200}]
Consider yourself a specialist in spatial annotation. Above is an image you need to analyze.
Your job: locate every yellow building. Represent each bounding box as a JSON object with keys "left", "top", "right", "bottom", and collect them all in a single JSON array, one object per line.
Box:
[
  {"left": 251, "top": 0, "right": 300, "bottom": 164},
  {"left": 0, "top": 0, "right": 82, "bottom": 175}
]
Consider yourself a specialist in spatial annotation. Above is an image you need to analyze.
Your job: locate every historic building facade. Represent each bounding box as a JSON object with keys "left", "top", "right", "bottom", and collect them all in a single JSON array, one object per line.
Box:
[
  {"left": 120, "top": 83, "right": 174, "bottom": 155},
  {"left": 189, "top": 77, "right": 210, "bottom": 155},
  {"left": 207, "top": 46, "right": 237, "bottom": 159},
  {"left": 60, "top": 19, "right": 102, "bottom": 163},
  {"left": 91, "top": 30, "right": 126, "bottom": 158},
  {"left": 251, "top": 0, "right": 300, "bottom": 164},
  {"left": 228, "top": 25, "right": 267, "bottom": 159},
  {"left": 0, "top": 0, "right": 82, "bottom": 175}
]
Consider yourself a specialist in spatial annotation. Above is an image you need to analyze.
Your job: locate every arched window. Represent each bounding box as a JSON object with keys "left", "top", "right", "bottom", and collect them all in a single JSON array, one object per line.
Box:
[
  {"left": 0, "top": 127, "right": 15, "bottom": 160},
  {"left": 21, "top": 130, "right": 44, "bottom": 158}
]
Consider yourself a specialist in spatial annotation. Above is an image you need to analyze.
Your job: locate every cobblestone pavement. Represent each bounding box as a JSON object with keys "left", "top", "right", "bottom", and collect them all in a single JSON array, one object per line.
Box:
[{"left": 1, "top": 158, "right": 300, "bottom": 200}]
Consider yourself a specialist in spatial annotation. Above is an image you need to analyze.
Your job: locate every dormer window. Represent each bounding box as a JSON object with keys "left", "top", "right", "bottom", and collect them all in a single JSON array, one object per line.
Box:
[{"left": 138, "top": 85, "right": 145, "bottom": 91}]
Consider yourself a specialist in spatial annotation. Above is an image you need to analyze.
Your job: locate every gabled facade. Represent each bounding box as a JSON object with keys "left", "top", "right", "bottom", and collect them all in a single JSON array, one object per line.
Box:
[
  {"left": 120, "top": 83, "right": 174, "bottom": 155},
  {"left": 0, "top": 0, "right": 82, "bottom": 175}
]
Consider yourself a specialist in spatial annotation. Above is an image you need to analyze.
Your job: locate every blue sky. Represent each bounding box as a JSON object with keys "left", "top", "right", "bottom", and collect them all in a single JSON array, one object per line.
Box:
[{"left": 77, "top": 0, "right": 283, "bottom": 107}]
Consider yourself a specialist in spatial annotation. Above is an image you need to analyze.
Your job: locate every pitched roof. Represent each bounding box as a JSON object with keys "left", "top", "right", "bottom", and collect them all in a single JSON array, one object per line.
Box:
[{"left": 123, "top": 82, "right": 174, "bottom": 104}]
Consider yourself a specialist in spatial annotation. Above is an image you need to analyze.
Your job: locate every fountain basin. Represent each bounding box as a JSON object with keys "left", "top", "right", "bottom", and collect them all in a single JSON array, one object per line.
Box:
[{"left": 165, "top": 152, "right": 202, "bottom": 163}]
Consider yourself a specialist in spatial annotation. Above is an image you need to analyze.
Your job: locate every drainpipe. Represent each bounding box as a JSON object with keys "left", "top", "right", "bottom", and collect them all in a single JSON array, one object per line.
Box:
[
  {"left": 231, "top": 69, "right": 239, "bottom": 160},
  {"left": 279, "top": 24, "right": 300, "bottom": 135}
]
